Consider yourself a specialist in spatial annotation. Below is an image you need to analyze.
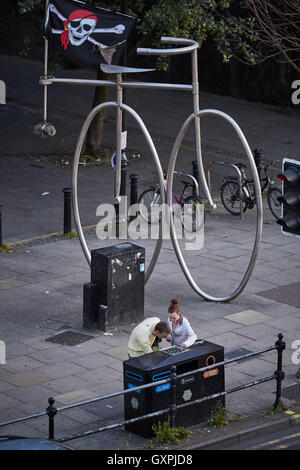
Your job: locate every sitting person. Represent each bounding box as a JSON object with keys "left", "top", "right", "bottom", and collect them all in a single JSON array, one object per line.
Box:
[
  {"left": 166, "top": 299, "right": 197, "bottom": 349},
  {"left": 128, "top": 317, "right": 170, "bottom": 358}
]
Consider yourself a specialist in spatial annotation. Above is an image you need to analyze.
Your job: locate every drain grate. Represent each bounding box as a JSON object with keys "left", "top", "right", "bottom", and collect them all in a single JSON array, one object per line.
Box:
[
  {"left": 257, "top": 282, "right": 300, "bottom": 308},
  {"left": 281, "top": 383, "right": 300, "bottom": 402},
  {"left": 45, "top": 330, "right": 94, "bottom": 346}
]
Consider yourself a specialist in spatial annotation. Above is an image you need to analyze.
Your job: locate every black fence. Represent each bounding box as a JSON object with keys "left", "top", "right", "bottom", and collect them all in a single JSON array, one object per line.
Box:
[{"left": 0, "top": 333, "right": 285, "bottom": 443}]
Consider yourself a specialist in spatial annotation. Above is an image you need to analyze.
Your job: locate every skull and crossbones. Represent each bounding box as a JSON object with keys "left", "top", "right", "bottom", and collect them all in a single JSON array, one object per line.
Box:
[{"left": 47, "top": 3, "right": 126, "bottom": 62}]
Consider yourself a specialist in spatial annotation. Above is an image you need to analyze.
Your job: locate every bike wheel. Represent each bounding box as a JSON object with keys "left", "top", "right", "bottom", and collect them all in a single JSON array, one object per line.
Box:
[
  {"left": 267, "top": 187, "right": 282, "bottom": 220},
  {"left": 181, "top": 195, "right": 205, "bottom": 232},
  {"left": 220, "top": 180, "right": 248, "bottom": 216},
  {"left": 138, "top": 188, "right": 161, "bottom": 224}
]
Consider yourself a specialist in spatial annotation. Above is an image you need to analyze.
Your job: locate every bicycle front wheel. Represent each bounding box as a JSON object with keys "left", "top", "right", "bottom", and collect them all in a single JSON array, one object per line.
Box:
[
  {"left": 220, "top": 180, "right": 248, "bottom": 216},
  {"left": 267, "top": 187, "right": 282, "bottom": 220},
  {"left": 138, "top": 188, "right": 161, "bottom": 224},
  {"left": 181, "top": 195, "right": 205, "bottom": 232}
]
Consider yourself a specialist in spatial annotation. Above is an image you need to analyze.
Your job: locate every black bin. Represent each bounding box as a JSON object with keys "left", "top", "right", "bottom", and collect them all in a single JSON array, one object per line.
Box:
[
  {"left": 123, "top": 340, "right": 225, "bottom": 437},
  {"left": 83, "top": 243, "right": 145, "bottom": 330}
]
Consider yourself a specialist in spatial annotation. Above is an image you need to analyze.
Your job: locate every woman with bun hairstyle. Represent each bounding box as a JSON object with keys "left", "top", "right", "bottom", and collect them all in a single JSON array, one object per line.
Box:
[{"left": 166, "top": 299, "right": 197, "bottom": 348}]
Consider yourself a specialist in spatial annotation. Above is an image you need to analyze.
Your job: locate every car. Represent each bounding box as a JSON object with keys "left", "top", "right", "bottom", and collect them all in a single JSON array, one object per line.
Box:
[{"left": 0, "top": 435, "right": 72, "bottom": 450}]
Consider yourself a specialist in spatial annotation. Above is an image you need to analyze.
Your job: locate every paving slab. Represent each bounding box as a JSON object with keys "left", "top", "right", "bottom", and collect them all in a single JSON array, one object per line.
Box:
[
  {"left": 54, "top": 389, "right": 100, "bottom": 405},
  {"left": 223, "top": 310, "right": 272, "bottom": 326},
  {"left": 1, "top": 371, "right": 50, "bottom": 387}
]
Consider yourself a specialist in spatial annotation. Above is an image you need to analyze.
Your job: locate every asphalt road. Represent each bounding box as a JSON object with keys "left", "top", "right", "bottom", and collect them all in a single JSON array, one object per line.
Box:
[
  {"left": 1, "top": 54, "right": 299, "bottom": 242},
  {"left": 225, "top": 423, "right": 300, "bottom": 450}
]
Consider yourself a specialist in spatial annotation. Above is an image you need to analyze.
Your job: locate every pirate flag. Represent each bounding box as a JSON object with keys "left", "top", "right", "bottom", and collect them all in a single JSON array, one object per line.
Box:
[{"left": 45, "top": 0, "right": 136, "bottom": 67}]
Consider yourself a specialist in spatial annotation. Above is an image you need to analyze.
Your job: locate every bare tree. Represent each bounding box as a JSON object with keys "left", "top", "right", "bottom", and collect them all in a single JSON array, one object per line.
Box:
[{"left": 238, "top": 1, "right": 300, "bottom": 73}]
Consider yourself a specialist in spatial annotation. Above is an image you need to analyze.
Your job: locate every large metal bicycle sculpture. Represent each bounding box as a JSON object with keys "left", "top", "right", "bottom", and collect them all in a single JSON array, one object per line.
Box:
[{"left": 41, "top": 37, "right": 263, "bottom": 302}]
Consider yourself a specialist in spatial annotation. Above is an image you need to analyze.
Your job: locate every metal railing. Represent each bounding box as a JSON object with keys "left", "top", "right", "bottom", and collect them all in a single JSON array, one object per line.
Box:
[{"left": 0, "top": 333, "right": 285, "bottom": 443}]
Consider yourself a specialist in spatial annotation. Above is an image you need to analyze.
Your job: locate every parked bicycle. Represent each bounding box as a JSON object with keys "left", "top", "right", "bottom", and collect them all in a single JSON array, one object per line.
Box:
[
  {"left": 220, "top": 160, "right": 281, "bottom": 219},
  {"left": 138, "top": 170, "right": 204, "bottom": 232}
]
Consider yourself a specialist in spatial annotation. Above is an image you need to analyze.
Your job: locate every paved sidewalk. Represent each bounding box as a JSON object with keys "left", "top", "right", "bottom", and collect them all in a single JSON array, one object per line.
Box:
[
  {"left": 0, "top": 54, "right": 300, "bottom": 450},
  {"left": 0, "top": 202, "right": 300, "bottom": 449}
]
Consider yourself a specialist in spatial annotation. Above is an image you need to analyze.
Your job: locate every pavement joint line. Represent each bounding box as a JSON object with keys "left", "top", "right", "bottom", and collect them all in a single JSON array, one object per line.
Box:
[{"left": 8, "top": 225, "right": 96, "bottom": 247}]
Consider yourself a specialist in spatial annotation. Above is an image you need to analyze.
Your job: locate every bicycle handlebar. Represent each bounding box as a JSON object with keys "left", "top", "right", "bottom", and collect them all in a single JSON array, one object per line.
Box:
[{"left": 137, "top": 37, "right": 199, "bottom": 56}]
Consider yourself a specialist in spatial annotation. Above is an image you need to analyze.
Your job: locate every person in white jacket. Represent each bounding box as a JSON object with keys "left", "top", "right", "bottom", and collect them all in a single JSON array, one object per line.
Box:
[{"left": 166, "top": 298, "right": 197, "bottom": 348}]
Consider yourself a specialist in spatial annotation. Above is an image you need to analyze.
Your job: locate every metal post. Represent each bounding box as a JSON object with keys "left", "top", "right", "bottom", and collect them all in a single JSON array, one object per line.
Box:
[
  {"left": 115, "top": 156, "right": 127, "bottom": 238},
  {"left": 130, "top": 174, "right": 139, "bottom": 222},
  {"left": 120, "top": 157, "right": 127, "bottom": 197},
  {"left": 273, "top": 333, "right": 285, "bottom": 409},
  {"left": 43, "top": 0, "right": 50, "bottom": 124},
  {"left": 254, "top": 148, "right": 263, "bottom": 181},
  {"left": 192, "top": 160, "right": 200, "bottom": 197},
  {"left": 47, "top": 397, "right": 57, "bottom": 440},
  {"left": 0, "top": 202, "right": 2, "bottom": 246},
  {"left": 63, "top": 187, "right": 72, "bottom": 234},
  {"left": 121, "top": 0, "right": 127, "bottom": 133},
  {"left": 169, "top": 365, "right": 177, "bottom": 428}
]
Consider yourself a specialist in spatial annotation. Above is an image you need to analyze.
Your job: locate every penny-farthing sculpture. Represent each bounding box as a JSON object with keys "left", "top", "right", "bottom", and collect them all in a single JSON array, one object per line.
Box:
[{"left": 41, "top": 37, "right": 263, "bottom": 298}]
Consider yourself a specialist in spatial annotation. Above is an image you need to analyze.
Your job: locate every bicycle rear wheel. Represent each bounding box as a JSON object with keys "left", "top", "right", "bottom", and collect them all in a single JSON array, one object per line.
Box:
[
  {"left": 181, "top": 195, "right": 205, "bottom": 232},
  {"left": 138, "top": 188, "right": 161, "bottom": 224},
  {"left": 220, "top": 180, "right": 248, "bottom": 216},
  {"left": 267, "top": 187, "right": 282, "bottom": 220}
]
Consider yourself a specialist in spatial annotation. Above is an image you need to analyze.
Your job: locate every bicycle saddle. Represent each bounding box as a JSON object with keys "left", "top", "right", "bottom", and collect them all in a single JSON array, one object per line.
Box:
[{"left": 100, "top": 64, "right": 155, "bottom": 74}]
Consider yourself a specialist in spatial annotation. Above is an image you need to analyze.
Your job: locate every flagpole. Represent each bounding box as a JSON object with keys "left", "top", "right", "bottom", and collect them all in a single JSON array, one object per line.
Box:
[
  {"left": 43, "top": 0, "right": 50, "bottom": 123},
  {"left": 121, "top": 0, "right": 127, "bottom": 136}
]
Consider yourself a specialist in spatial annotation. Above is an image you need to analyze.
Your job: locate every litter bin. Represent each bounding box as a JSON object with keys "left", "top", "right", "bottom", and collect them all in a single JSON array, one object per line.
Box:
[{"left": 123, "top": 339, "right": 224, "bottom": 437}]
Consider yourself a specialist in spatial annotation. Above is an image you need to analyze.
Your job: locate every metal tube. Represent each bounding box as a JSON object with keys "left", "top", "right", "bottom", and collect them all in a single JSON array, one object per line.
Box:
[
  {"left": 48, "top": 77, "right": 193, "bottom": 91},
  {"left": 207, "top": 161, "right": 244, "bottom": 219},
  {"left": 43, "top": 0, "right": 50, "bottom": 123},
  {"left": 0, "top": 341, "right": 277, "bottom": 429},
  {"left": 191, "top": 49, "right": 215, "bottom": 210},
  {"left": 52, "top": 344, "right": 276, "bottom": 414},
  {"left": 177, "top": 345, "right": 276, "bottom": 380},
  {"left": 72, "top": 101, "right": 165, "bottom": 282},
  {"left": 57, "top": 374, "right": 276, "bottom": 443},
  {"left": 230, "top": 164, "right": 244, "bottom": 220},
  {"left": 50, "top": 78, "right": 116, "bottom": 87},
  {"left": 176, "top": 375, "right": 275, "bottom": 410},
  {"left": 115, "top": 73, "right": 123, "bottom": 200},
  {"left": 122, "top": 82, "right": 192, "bottom": 91},
  {"left": 58, "top": 405, "right": 172, "bottom": 443},
  {"left": 0, "top": 410, "right": 48, "bottom": 428},
  {"left": 175, "top": 170, "right": 200, "bottom": 198},
  {"left": 167, "top": 108, "right": 263, "bottom": 302},
  {"left": 137, "top": 37, "right": 198, "bottom": 56}
]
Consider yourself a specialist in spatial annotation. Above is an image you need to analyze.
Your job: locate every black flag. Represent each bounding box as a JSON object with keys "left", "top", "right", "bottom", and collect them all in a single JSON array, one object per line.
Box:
[{"left": 45, "top": 0, "right": 136, "bottom": 67}]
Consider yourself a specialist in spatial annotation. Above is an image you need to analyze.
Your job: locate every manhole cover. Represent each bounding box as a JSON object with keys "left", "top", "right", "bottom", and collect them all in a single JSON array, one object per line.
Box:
[
  {"left": 281, "top": 383, "right": 300, "bottom": 402},
  {"left": 45, "top": 330, "right": 94, "bottom": 346},
  {"left": 257, "top": 282, "right": 300, "bottom": 308},
  {"left": 225, "top": 348, "right": 254, "bottom": 363}
]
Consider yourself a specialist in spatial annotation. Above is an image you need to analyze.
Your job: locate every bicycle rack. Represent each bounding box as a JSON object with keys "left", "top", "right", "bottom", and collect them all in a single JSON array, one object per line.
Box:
[
  {"left": 39, "top": 35, "right": 263, "bottom": 301},
  {"left": 173, "top": 171, "right": 200, "bottom": 197},
  {"left": 207, "top": 161, "right": 245, "bottom": 220}
]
